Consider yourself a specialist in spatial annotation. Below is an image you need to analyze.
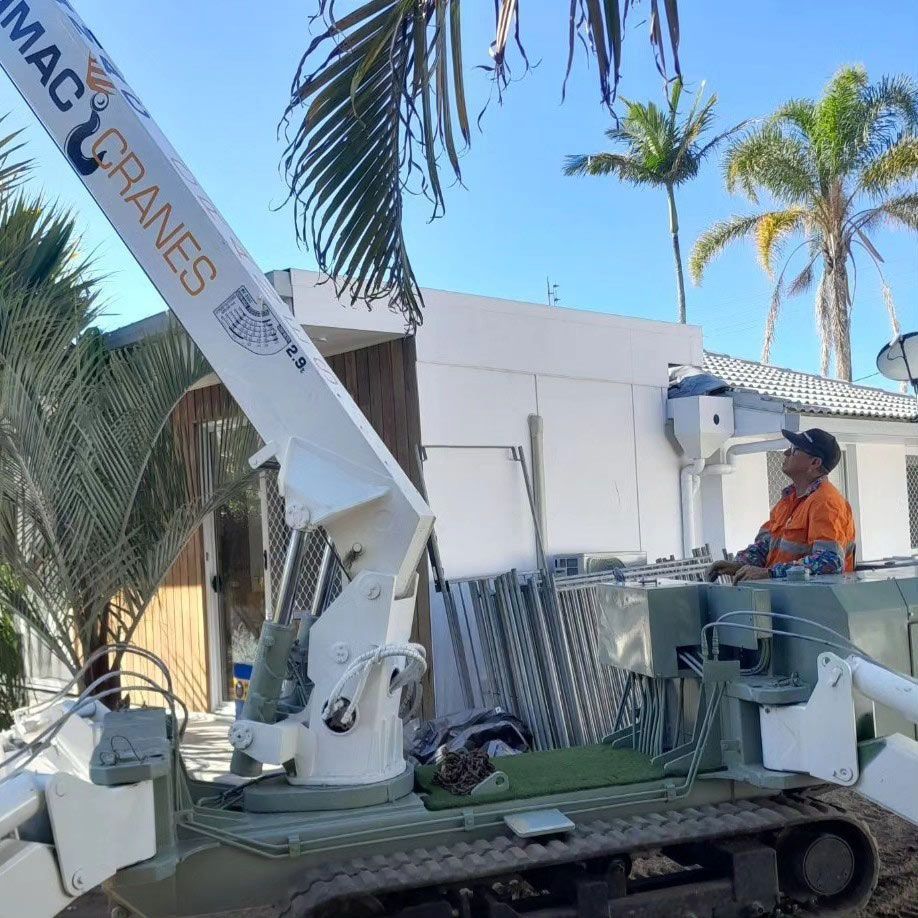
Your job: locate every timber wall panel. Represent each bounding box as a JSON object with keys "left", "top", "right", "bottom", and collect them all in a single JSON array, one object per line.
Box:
[{"left": 130, "top": 385, "right": 231, "bottom": 712}]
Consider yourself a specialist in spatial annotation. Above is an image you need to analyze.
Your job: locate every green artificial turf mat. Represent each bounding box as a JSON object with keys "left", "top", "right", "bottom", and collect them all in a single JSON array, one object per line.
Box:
[{"left": 415, "top": 744, "right": 664, "bottom": 811}]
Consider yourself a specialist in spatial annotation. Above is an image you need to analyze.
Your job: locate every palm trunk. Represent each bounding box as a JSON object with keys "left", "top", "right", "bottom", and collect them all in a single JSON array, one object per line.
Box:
[
  {"left": 666, "top": 184, "right": 687, "bottom": 324},
  {"left": 79, "top": 602, "right": 121, "bottom": 698},
  {"left": 833, "top": 253, "right": 853, "bottom": 381}
]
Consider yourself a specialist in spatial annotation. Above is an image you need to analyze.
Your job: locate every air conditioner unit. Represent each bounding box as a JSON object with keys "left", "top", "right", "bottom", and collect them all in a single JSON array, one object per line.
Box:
[{"left": 552, "top": 551, "right": 648, "bottom": 577}]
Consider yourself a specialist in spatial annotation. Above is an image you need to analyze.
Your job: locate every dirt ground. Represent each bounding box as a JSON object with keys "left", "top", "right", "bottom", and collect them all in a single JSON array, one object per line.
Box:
[
  {"left": 823, "top": 788, "right": 918, "bottom": 918},
  {"left": 64, "top": 788, "right": 917, "bottom": 918}
]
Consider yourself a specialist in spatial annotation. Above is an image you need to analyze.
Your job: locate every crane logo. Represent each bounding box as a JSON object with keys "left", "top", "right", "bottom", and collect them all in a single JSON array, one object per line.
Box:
[
  {"left": 214, "top": 285, "right": 292, "bottom": 356},
  {"left": 65, "top": 56, "right": 112, "bottom": 176}
]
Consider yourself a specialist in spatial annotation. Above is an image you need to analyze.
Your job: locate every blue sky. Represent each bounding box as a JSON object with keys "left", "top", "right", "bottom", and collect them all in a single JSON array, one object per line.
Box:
[{"left": 1, "top": 1, "right": 915, "bottom": 384}]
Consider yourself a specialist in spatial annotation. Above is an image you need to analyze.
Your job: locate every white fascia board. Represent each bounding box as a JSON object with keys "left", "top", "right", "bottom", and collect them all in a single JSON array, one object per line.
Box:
[
  {"left": 726, "top": 392, "right": 918, "bottom": 445},
  {"left": 732, "top": 396, "right": 790, "bottom": 440},
  {"left": 788, "top": 414, "right": 918, "bottom": 444}
]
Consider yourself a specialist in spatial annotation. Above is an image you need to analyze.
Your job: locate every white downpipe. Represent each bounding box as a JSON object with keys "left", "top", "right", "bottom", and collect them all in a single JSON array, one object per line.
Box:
[
  {"left": 724, "top": 436, "right": 787, "bottom": 463},
  {"left": 680, "top": 459, "right": 705, "bottom": 557}
]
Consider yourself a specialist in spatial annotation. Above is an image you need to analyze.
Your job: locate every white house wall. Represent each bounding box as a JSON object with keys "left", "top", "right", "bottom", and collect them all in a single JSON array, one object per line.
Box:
[
  {"left": 412, "top": 286, "right": 702, "bottom": 387},
  {"left": 847, "top": 443, "right": 911, "bottom": 560},
  {"left": 417, "top": 363, "right": 538, "bottom": 577},
  {"left": 716, "top": 452, "right": 772, "bottom": 556},
  {"left": 409, "top": 287, "right": 700, "bottom": 578},
  {"left": 632, "top": 387, "right": 685, "bottom": 562},
  {"left": 537, "top": 376, "right": 640, "bottom": 557}
]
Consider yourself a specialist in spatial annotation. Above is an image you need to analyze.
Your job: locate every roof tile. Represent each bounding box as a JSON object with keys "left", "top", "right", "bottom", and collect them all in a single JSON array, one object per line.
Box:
[{"left": 702, "top": 352, "right": 918, "bottom": 421}]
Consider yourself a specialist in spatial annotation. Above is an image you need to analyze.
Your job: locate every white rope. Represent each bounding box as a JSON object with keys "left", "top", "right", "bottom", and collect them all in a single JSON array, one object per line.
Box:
[{"left": 323, "top": 642, "right": 427, "bottom": 725}]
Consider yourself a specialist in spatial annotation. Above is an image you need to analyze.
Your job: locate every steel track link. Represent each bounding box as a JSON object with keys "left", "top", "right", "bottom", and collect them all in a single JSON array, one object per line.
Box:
[{"left": 280, "top": 793, "right": 875, "bottom": 917}]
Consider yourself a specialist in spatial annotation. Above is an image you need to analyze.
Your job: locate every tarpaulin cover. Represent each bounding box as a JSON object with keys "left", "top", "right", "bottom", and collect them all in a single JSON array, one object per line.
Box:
[{"left": 408, "top": 707, "right": 532, "bottom": 765}]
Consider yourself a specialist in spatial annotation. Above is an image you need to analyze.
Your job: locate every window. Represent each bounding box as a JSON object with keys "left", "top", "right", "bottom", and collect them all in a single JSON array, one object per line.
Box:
[
  {"left": 907, "top": 455, "right": 918, "bottom": 549},
  {"left": 766, "top": 448, "right": 848, "bottom": 508}
]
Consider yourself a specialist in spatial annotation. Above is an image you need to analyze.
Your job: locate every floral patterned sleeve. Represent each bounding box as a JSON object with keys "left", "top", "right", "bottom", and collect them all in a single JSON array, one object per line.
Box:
[
  {"left": 769, "top": 548, "right": 843, "bottom": 579},
  {"left": 735, "top": 528, "right": 771, "bottom": 567}
]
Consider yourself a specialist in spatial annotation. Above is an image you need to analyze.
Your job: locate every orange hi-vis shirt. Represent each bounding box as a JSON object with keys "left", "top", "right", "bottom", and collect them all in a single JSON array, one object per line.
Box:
[{"left": 735, "top": 477, "right": 856, "bottom": 578}]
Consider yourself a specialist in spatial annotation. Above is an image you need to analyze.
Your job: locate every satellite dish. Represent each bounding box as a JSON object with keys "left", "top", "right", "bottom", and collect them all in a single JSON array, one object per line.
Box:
[{"left": 877, "top": 332, "right": 918, "bottom": 391}]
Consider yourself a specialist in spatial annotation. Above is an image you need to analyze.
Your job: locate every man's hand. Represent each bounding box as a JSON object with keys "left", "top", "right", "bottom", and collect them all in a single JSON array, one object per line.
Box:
[
  {"left": 732, "top": 565, "right": 770, "bottom": 584},
  {"left": 706, "top": 560, "right": 742, "bottom": 582}
]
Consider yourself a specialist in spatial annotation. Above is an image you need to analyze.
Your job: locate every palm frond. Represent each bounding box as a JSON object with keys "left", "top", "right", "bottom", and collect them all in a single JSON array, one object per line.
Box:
[
  {"left": 879, "top": 191, "right": 918, "bottom": 230},
  {"left": 787, "top": 257, "right": 816, "bottom": 298},
  {"left": 724, "top": 125, "right": 817, "bottom": 204},
  {"left": 562, "top": 152, "right": 647, "bottom": 182},
  {"left": 881, "top": 281, "right": 901, "bottom": 338},
  {"left": 812, "top": 65, "right": 870, "bottom": 175},
  {"left": 858, "top": 73, "right": 918, "bottom": 161},
  {"left": 563, "top": 1, "right": 681, "bottom": 105},
  {"left": 857, "top": 192, "right": 918, "bottom": 233},
  {"left": 690, "top": 213, "right": 768, "bottom": 284},
  {"left": 755, "top": 208, "right": 806, "bottom": 276},
  {"left": 761, "top": 280, "right": 783, "bottom": 363},
  {"left": 284, "top": 1, "right": 683, "bottom": 323},
  {"left": 859, "top": 136, "right": 918, "bottom": 195},
  {"left": 772, "top": 98, "right": 817, "bottom": 140}
]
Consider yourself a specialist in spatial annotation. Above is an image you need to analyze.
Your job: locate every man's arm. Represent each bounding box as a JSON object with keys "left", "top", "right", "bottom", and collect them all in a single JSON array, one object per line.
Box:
[
  {"left": 734, "top": 524, "right": 772, "bottom": 568},
  {"left": 707, "top": 522, "right": 772, "bottom": 581},
  {"left": 769, "top": 541, "right": 844, "bottom": 578}
]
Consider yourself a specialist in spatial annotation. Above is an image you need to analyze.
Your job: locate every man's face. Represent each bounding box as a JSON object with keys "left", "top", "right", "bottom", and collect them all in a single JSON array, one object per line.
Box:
[{"left": 782, "top": 446, "right": 822, "bottom": 479}]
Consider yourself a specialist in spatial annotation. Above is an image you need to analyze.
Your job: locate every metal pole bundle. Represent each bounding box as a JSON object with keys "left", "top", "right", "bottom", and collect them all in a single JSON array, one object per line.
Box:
[
  {"left": 452, "top": 571, "right": 628, "bottom": 749},
  {"left": 446, "top": 549, "right": 714, "bottom": 751}
]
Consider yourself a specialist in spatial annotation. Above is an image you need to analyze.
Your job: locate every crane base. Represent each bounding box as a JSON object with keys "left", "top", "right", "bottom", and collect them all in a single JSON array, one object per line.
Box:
[{"left": 243, "top": 765, "right": 415, "bottom": 812}]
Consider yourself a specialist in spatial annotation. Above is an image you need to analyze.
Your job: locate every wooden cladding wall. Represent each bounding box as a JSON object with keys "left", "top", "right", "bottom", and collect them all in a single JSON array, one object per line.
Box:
[
  {"left": 131, "top": 385, "right": 234, "bottom": 712},
  {"left": 328, "top": 336, "right": 433, "bottom": 714},
  {"left": 130, "top": 532, "right": 208, "bottom": 710}
]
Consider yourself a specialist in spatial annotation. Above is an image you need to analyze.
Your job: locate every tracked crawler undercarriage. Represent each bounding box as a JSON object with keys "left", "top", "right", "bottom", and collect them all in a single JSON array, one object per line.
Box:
[{"left": 280, "top": 794, "right": 879, "bottom": 918}]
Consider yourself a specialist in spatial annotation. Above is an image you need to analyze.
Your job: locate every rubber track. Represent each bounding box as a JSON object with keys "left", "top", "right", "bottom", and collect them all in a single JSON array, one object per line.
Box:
[{"left": 281, "top": 794, "right": 866, "bottom": 916}]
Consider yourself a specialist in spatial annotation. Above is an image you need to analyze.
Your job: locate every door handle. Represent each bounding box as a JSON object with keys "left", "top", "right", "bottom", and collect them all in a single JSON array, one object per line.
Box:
[{"left": 211, "top": 574, "right": 224, "bottom": 593}]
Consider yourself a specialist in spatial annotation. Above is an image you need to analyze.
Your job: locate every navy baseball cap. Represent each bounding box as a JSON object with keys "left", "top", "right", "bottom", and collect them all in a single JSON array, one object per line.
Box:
[{"left": 781, "top": 428, "right": 841, "bottom": 473}]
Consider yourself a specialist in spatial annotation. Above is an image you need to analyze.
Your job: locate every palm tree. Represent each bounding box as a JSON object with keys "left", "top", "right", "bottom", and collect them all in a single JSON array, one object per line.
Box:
[
  {"left": 0, "top": 185, "right": 259, "bottom": 691},
  {"left": 691, "top": 66, "right": 918, "bottom": 380},
  {"left": 282, "top": 1, "right": 684, "bottom": 327},
  {"left": 564, "top": 80, "right": 738, "bottom": 324}
]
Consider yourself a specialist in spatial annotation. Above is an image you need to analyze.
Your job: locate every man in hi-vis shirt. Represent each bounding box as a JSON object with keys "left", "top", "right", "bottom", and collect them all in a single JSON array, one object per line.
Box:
[{"left": 707, "top": 428, "right": 856, "bottom": 585}]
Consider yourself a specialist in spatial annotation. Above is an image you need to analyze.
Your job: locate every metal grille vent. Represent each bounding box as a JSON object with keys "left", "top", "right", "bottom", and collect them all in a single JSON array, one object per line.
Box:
[
  {"left": 907, "top": 455, "right": 918, "bottom": 549},
  {"left": 766, "top": 450, "right": 786, "bottom": 508},
  {"left": 263, "top": 470, "right": 344, "bottom": 616}
]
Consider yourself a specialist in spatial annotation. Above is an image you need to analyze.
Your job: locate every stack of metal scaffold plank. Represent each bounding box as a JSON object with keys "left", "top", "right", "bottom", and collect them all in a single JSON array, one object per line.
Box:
[{"left": 443, "top": 549, "right": 713, "bottom": 750}]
